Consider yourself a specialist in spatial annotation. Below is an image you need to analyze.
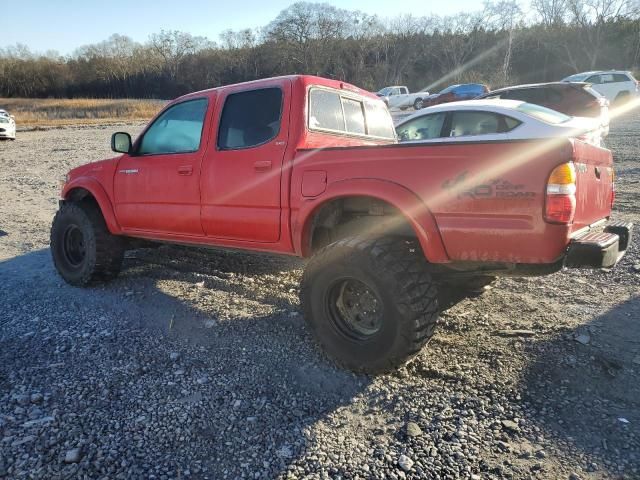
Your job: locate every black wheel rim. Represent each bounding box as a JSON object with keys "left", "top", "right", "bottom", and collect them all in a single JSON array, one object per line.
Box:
[
  {"left": 326, "top": 278, "right": 384, "bottom": 341},
  {"left": 63, "top": 224, "right": 86, "bottom": 267}
]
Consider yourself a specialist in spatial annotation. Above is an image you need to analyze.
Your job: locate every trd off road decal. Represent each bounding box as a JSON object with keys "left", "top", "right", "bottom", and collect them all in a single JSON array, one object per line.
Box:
[{"left": 442, "top": 171, "right": 536, "bottom": 200}]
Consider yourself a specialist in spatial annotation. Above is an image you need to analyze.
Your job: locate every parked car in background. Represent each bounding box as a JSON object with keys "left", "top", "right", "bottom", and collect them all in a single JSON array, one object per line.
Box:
[
  {"left": 0, "top": 109, "right": 16, "bottom": 140},
  {"left": 420, "top": 83, "right": 489, "bottom": 108},
  {"left": 562, "top": 70, "right": 639, "bottom": 104},
  {"left": 477, "top": 82, "right": 610, "bottom": 137},
  {"left": 376, "top": 86, "right": 430, "bottom": 110},
  {"left": 395, "top": 99, "right": 602, "bottom": 146}
]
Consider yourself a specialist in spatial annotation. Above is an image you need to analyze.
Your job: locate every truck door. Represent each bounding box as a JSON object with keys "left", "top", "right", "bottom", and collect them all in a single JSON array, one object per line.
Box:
[
  {"left": 113, "top": 97, "right": 211, "bottom": 236},
  {"left": 200, "top": 81, "right": 291, "bottom": 242}
]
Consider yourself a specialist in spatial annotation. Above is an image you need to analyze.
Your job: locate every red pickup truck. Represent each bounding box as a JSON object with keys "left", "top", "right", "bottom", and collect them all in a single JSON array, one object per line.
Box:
[{"left": 52, "top": 75, "right": 632, "bottom": 373}]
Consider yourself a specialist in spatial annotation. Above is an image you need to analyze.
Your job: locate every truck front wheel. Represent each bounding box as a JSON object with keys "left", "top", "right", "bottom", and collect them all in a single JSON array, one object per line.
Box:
[
  {"left": 300, "top": 237, "right": 439, "bottom": 373},
  {"left": 50, "top": 202, "right": 124, "bottom": 286}
]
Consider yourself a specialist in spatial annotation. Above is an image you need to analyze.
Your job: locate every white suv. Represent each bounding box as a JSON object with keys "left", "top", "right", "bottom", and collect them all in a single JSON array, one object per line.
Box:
[{"left": 562, "top": 70, "right": 639, "bottom": 104}]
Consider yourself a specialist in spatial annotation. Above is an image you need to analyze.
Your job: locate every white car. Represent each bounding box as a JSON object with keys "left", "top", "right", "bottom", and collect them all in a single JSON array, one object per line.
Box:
[
  {"left": 0, "top": 109, "right": 16, "bottom": 140},
  {"left": 376, "top": 86, "right": 430, "bottom": 110},
  {"left": 395, "top": 99, "right": 602, "bottom": 146},
  {"left": 562, "top": 70, "right": 639, "bottom": 104}
]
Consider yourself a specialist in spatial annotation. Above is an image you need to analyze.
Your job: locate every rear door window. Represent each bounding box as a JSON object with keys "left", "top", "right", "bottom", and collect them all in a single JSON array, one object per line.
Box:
[
  {"left": 612, "top": 73, "right": 631, "bottom": 83},
  {"left": 450, "top": 111, "right": 501, "bottom": 137},
  {"left": 396, "top": 113, "right": 446, "bottom": 141},
  {"left": 218, "top": 88, "right": 283, "bottom": 150}
]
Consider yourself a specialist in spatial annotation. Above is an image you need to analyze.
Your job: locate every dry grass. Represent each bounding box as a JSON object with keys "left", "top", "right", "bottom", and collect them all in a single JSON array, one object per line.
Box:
[{"left": 0, "top": 98, "right": 166, "bottom": 127}]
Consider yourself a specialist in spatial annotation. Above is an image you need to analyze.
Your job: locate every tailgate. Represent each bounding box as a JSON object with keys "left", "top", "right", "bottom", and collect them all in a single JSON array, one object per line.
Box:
[{"left": 571, "top": 140, "right": 614, "bottom": 233}]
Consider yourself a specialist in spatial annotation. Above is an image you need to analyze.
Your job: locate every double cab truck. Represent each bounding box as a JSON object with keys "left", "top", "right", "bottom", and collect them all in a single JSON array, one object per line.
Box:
[{"left": 52, "top": 75, "right": 632, "bottom": 373}]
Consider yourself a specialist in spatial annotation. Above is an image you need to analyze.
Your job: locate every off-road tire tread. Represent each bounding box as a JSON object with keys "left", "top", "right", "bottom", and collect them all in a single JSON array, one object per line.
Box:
[
  {"left": 50, "top": 202, "right": 124, "bottom": 286},
  {"left": 301, "top": 236, "right": 438, "bottom": 373}
]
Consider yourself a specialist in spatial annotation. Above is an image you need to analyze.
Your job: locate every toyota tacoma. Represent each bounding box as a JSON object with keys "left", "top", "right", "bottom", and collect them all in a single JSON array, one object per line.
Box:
[{"left": 51, "top": 75, "right": 632, "bottom": 373}]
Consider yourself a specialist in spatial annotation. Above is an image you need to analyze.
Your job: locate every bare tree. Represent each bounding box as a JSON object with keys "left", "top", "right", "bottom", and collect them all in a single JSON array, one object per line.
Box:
[
  {"left": 568, "top": 0, "right": 640, "bottom": 68},
  {"left": 484, "top": 1, "right": 524, "bottom": 84},
  {"left": 149, "top": 30, "right": 201, "bottom": 81},
  {"left": 531, "top": 0, "right": 570, "bottom": 26}
]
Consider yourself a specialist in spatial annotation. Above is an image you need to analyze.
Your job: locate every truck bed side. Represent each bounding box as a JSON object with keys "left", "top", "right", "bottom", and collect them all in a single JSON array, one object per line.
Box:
[{"left": 291, "top": 138, "right": 613, "bottom": 264}]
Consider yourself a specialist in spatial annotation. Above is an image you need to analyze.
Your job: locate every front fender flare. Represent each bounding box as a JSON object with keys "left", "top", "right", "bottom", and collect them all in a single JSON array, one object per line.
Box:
[
  {"left": 294, "top": 178, "right": 450, "bottom": 263},
  {"left": 61, "top": 177, "right": 122, "bottom": 234}
]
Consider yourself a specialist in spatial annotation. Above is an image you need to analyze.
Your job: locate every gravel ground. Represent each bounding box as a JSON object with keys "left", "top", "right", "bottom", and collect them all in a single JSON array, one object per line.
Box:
[{"left": 0, "top": 113, "right": 638, "bottom": 480}]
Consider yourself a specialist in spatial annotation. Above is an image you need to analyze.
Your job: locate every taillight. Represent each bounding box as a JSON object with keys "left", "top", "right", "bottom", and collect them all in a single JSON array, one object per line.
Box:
[{"left": 545, "top": 162, "right": 576, "bottom": 224}]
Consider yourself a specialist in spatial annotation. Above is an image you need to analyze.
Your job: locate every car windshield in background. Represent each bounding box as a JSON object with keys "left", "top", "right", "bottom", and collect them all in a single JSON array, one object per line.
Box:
[
  {"left": 517, "top": 103, "right": 571, "bottom": 124},
  {"left": 439, "top": 85, "right": 457, "bottom": 94},
  {"left": 377, "top": 87, "right": 393, "bottom": 96},
  {"left": 564, "top": 74, "right": 589, "bottom": 82}
]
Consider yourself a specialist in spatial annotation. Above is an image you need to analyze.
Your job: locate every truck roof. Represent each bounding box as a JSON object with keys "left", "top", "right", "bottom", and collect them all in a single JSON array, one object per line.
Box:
[{"left": 177, "top": 75, "right": 379, "bottom": 102}]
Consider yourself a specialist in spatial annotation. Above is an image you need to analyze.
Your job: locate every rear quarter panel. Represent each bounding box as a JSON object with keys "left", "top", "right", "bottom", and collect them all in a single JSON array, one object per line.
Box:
[{"left": 292, "top": 139, "right": 581, "bottom": 264}]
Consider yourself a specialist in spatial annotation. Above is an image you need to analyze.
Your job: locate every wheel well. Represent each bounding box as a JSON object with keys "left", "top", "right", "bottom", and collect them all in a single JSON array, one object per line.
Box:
[
  {"left": 306, "top": 196, "right": 418, "bottom": 256},
  {"left": 66, "top": 188, "right": 99, "bottom": 209}
]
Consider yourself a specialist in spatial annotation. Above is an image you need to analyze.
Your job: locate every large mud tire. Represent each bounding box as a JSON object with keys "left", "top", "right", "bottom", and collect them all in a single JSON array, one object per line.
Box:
[{"left": 300, "top": 237, "right": 439, "bottom": 373}]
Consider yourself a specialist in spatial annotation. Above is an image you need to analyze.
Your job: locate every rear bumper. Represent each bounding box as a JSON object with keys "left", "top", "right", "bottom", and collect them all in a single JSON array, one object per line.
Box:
[{"left": 565, "top": 220, "right": 633, "bottom": 268}]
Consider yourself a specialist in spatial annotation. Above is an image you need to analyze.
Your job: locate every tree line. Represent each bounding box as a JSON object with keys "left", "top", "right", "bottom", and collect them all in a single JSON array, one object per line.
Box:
[{"left": 1, "top": 0, "right": 639, "bottom": 99}]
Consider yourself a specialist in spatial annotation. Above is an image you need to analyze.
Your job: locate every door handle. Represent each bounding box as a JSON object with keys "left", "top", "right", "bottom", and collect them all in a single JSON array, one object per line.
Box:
[
  {"left": 254, "top": 160, "right": 272, "bottom": 172},
  {"left": 178, "top": 165, "right": 193, "bottom": 175}
]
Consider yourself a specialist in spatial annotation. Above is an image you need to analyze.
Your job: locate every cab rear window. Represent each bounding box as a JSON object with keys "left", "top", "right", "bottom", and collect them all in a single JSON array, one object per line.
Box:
[{"left": 308, "top": 88, "right": 395, "bottom": 139}]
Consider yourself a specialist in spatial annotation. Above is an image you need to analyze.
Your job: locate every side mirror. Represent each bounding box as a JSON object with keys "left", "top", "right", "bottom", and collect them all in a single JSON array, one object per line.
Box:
[{"left": 111, "top": 132, "right": 132, "bottom": 154}]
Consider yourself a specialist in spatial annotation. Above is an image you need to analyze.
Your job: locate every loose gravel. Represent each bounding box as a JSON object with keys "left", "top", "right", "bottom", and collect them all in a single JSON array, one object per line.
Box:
[{"left": 0, "top": 113, "right": 638, "bottom": 479}]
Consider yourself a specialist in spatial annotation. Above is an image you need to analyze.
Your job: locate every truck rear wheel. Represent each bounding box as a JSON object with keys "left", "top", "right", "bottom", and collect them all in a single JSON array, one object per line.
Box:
[
  {"left": 413, "top": 98, "right": 424, "bottom": 110},
  {"left": 50, "top": 202, "right": 124, "bottom": 286},
  {"left": 300, "top": 237, "right": 439, "bottom": 373}
]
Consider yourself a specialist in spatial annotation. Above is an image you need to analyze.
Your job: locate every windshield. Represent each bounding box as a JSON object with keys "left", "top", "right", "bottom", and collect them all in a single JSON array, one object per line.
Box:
[
  {"left": 377, "top": 87, "right": 393, "bottom": 96},
  {"left": 517, "top": 103, "right": 571, "bottom": 124},
  {"left": 564, "top": 74, "right": 589, "bottom": 82},
  {"left": 438, "top": 85, "right": 458, "bottom": 94}
]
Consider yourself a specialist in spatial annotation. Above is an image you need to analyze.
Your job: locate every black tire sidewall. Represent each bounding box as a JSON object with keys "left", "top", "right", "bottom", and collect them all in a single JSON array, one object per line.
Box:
[
  {"left": 303, "top": 245, "right": 412, "bottom": 370},
  {"left": 51, "top": 206, "right": 98, "bottom": 286}
]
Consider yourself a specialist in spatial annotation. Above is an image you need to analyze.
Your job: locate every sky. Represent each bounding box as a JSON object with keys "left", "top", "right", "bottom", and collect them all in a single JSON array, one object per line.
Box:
[{"left": 2, "top": 0, "right": 481, "bottom": 55}]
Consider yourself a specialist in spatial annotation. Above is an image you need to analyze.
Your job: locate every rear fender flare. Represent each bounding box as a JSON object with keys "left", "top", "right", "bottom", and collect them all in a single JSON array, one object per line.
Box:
[
  {"left": 295, "top": 178, "right": 449, "bottom": 263},
  {"left": 62, "top": 178, "right": 122, "bottom": 234}
]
